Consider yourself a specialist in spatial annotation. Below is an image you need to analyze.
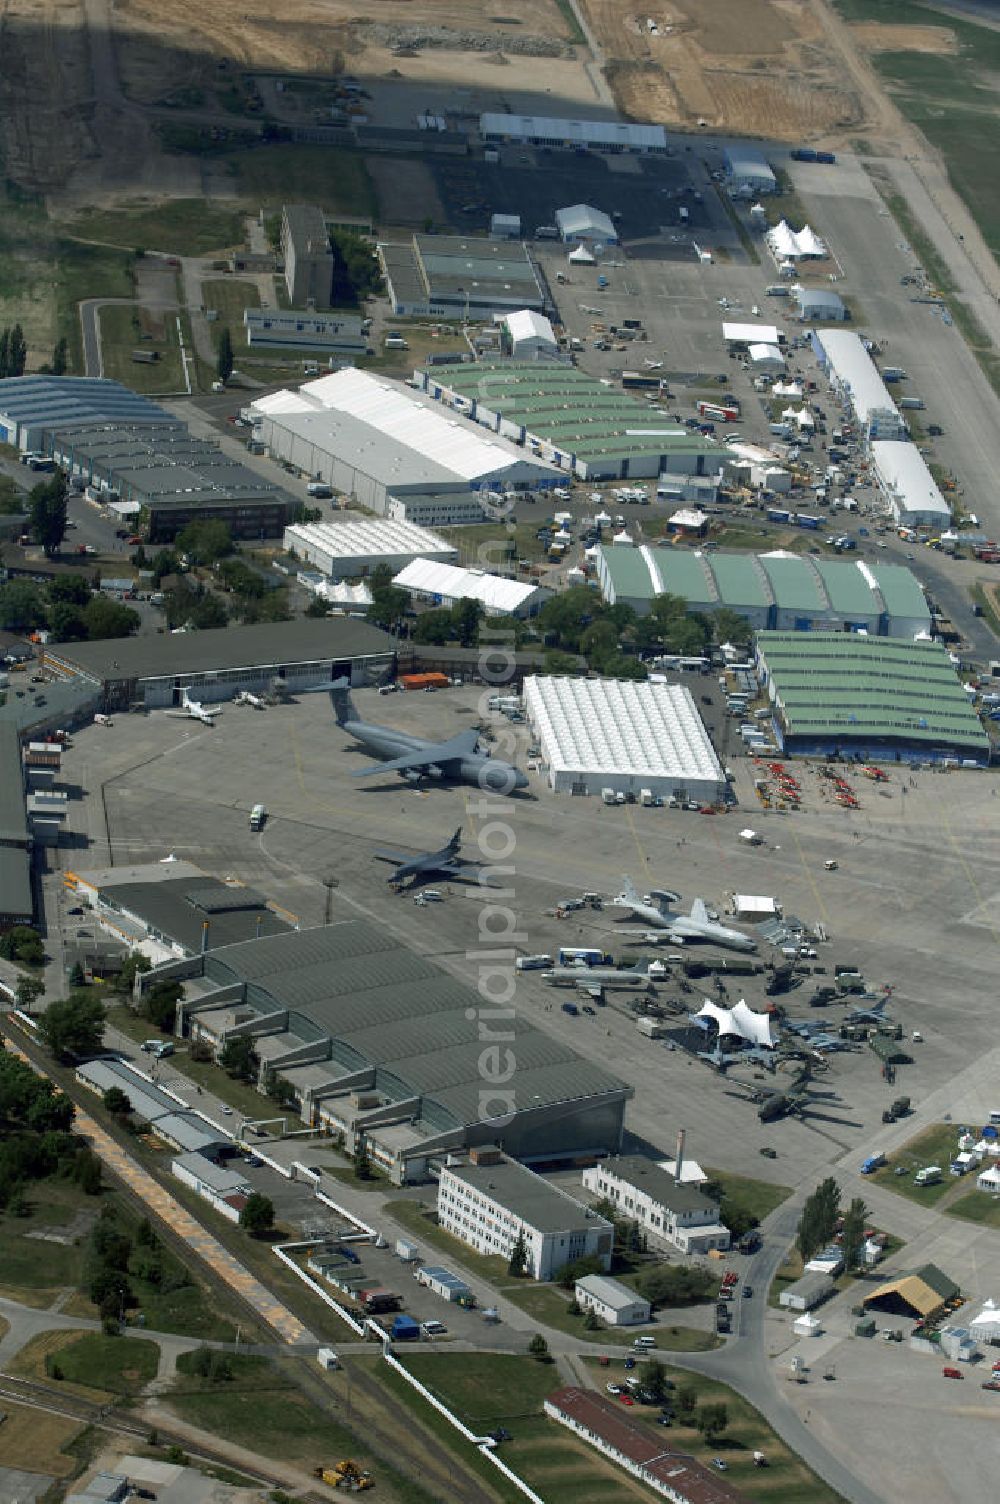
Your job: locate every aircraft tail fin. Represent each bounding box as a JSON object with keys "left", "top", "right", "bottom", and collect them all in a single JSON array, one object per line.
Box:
[
  {"left": 329, "top": 677, "right": 354, "bottom": 726},
  {"left": 447, "top": 827, "right": 463, "bottom": 853},
  {"left": 617, "top": 875, "right": 641, "bottom": 906}
]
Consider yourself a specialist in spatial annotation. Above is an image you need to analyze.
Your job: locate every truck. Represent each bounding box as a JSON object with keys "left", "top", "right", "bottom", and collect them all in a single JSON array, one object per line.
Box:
[
  {"left": 515, "top": 954, "right": 553, "bottom": 971},
  {"left": 767, "top": 508, "right": 792, "bottom": 524},
  {"left": 881, "top": 366, "right": 905, "bottom": 383},
  {"left": 395, "top": 1238, "right": 420, "bottom": 1262},
  {"left": 636, "top": 1016, "right": 667, "bottom": 1038},
  {"left": 390, "top": 1314, "right": 421, "bottom": 1341},
  {"left": 765, "top": 284, "right": 790, "bottom": 297},
  {"left": 697, "top": 401, "right": 739, "bottom": 421},
  {"left": 559, "top": 948, "right": 609, "bottom": 967},
  {"left": 860, "top": 1153, "right": 886, "bottom": 1175},
  {"left": 815, "top": 151, "right": 836, "bottom": 164},
  {"left": 791, "top": 148, "right": 818, "bottom": 162},
  {"left": 716, "top": 1304, "right": 731, "bottom": 1333},
  {"left": 249, "top": 803, "right": 267, "bottom": 832},
  {"left": 796, "top": 513, "right": 820, "bottom": 530},
  {"left": 679, "top": 207, "right": 689, "bottom": 224},
  {"left": 914, "top": 1166, "right": 942, "bottom": 1187},
  {"left": 899, "top": 396, "right": 925, "bottom": 410},
  {"left": 359, "top": 1287, "right": 401, "bottom": 1314}
]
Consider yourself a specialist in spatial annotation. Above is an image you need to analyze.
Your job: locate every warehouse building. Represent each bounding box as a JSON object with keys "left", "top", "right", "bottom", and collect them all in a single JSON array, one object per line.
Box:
[
  {"left": 64, "top": 861, "right": 292, "bottom": 964},
  {"left": 870, "top": 441, "right": 951, "bottom": 529},
  {"left": 779, "top": 1272, "right": 836, "bottom": 1312},
  {"left": 414, "top": 363, "right": 724, "bottom": 481},
  {"left": 0, "top": 724, "right": 33, "bottom": 926},
  {"left": 0, "top": 375, "right": 172, "bottom": 452},
  {"left": 792, "top": 286, "right": 848, "bottom": 322},
  {"left": 437, "top": 1147, "right": 613, "bottom": 1280},
  {"left": 582, "top": 1156, "right": 730, "bottom": 1256},
  {"left": 378, "top": 234, "right": 550, "bottom": 320},
  {"left": 756, "top": 633, "right": 991, "bottom": 765},
  {"left": 554, "top": 204, "right": 618, "bottom": 246},
  {"left": 243, "top": 309, "right": 367, "bottom": 355},
  {"left": 811, "top": 330, "right": 907, "bottom": 443},
  {"left": 252, "top": 369, "right": 560, "bottom": 516},
  {"left": 523, "top": 675, "right": 725, "bottom": 801},
  {"left": 574, "top": 1275, "right": 650, "bottom": 1327},
  {"left": 76, "top": 1059, "right": 229, "bottom": 1158},
  {"left": 280, "top": 204, "right": 335, "bottom": 309},
  {"left": 597, "top": 546, "right": 931, "bottom": 638},
  {"left": 501, "top": 309, "right": 558, "bottom": 359},
  {"left": 479, "top": 114, "right": 667, "bottom": 154},
  {"left": 723, "top": 145, "right": 777, "bottom": 195},
  {"left": 43, "top": 617, "right": 395, "bottom": 712},
  {"left": 284, "top": 519, "right": 457, "bottom": 579},
  {"left": 141, "top": 920, "right": 633, "bottom": 1184},
  {"left": 392, "top": 558, "right": 551, "bottom": 617},
  {"left": 49, "top": 422, "right": 294, "bottom": 543},
  {"left": 722, "top": 321, "right": 783, "bottom": 349}
]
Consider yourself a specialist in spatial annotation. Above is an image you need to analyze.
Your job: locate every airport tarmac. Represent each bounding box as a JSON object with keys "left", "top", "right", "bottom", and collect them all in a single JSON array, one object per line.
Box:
[{"left": 51, "top": 685, "right": 1000, "bottom": 1199}]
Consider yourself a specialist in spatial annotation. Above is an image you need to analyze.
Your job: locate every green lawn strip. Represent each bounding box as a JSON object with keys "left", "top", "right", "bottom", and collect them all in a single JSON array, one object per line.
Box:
[
  {"left": 64, "top": 201, "right": 246, "bottom": 257},
  {"left": 969, "top": 583, "right": 1000, "bottom": 640},
  {"left": 55, "top": 241, "right": 134, "bottom": 373},
  {"left": 0, "top": 1178, "right": 97, "bottom": 1299},
  {"left": 769, "top": 1247, "right": 804, "bottom": 1308},
  {"left": 582, "top": 1356, "right": 845, "bottom": 1502},
  {"left": 106, "top": 1008, "right": 276, "bottom": 1122},
  {"left": 97, "top": 304, "right": 187, "bottom": 395},
  {"left": 201, "top": 278, "right": 262, "bottom": 354},
  {"left": 386, "top": 1198, "right": 509, "bottom": 1282},
  {"left": 47, "top": 1333, "right": 159, "bottom": 1398},
  {"left": 703, "top": 1168, "right": 793, "bottom": 1225},
  {"left": 866, "top": 1123, "right": 961, "bottom": 1206},
  {"left": 945, "top": 1189, "right": 1000, "bottom": 1227}
]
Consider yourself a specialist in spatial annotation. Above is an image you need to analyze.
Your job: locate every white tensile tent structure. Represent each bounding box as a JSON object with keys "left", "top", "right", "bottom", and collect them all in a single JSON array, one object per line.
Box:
[
  {"left": 970, "top": 1299, "right": 1000, "bottom": 1343},
  {"left": 766, "top": 220, "right": 826, "bottom": 260},
  {"left": 695, "top": 999, "right": 774, "bottom": 1048},
  {"left": 568, "top": 243, "right": 596, "bottom": 264}
]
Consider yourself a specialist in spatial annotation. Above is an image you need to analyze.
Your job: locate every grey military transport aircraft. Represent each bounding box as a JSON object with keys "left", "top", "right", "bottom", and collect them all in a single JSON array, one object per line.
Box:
[
  {"left": 374, "top": 828, "right": 485, "bottom": 888},
  {"left": 314, "top": 681, "right": 528, "bottom": 792}
]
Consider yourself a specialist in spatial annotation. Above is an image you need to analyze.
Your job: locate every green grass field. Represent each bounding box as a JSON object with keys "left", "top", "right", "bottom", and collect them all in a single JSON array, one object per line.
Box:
[
  {"left": 201, "top": 278, "right": 262, "bottom": 355},
  {"left": 946, "top": 1188, "right": 1000, "bottom": 1227},
  {"left": 98, "top": 304, "right": 188, "bottom": 394},
  {"left": 0, "top": 1178, "right": 98, "bottom": 1304},
  {"left": 867, "top": 1123, "right": 959, "bottom": 1206},
  {"left": 224, "top": 146, "right": 377, "bottom": 218},
  {"left": 66, "top": 200, "right": 246, "bottom": 256},
  {"left": 47, "top": 1333, "right": 159, "bottom": 1397},
  {"left": 386, "top": 1198, "right": 510, "bottom": 1281},
  {"left": 704, "top": 1168, "right": 793, "bottom": 1226}
]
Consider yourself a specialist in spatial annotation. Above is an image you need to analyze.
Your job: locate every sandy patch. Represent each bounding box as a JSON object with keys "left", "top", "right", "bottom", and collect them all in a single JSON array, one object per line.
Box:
[{"left": 851, "top": 22, "right": 960, "bottom": 56}]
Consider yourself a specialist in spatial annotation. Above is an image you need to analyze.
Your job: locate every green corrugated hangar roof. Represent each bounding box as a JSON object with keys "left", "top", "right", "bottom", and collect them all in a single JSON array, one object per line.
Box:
[
  {"left": 423, "top": 362, "right": 722, "bottom": 465},
  {"left": 758, "top": 634, "right": 990, "bottom": 747}
]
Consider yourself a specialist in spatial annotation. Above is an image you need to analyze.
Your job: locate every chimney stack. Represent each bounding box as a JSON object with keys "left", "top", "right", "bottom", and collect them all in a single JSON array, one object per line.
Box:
[{"left": 675, "top": 1127, "right": 686, "bottom": 1180}]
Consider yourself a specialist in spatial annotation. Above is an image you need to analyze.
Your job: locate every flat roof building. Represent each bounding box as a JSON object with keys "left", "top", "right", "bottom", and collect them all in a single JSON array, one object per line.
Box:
[
  {"left": 244, "top": 309, "right": 367, "bottom": 355},
  {"left": 479, "top": 114, "right": 667, "bottom": 153},
  {"left": 871, "top": 441, "right": 951, "bottom": 529},
  {"left": 811, "top": 329, "right": 907, "bottom": 443},
  {"left": 523, "top": 674, "right": 725, "bottom": 802},
  {"left": 149, "top": 920, "right": 632, "bottom": 1184},
  {"left": 49, "top": 422, "right": 294, "bottom": 543},
  {"left": 43, "top": 617, "right": 396, "bottom": 712},
  {"left": 0, "top": 722, "right": 33, "bottom": 926},
  {"left": 252, "top": 369, "right": 560, "bottom": 514},
  {"left": 284, "top": 519, "right": 457, "bottom": 580},
  {"left": 437, "top": 1148, "right": 613, "bottom": 1280},
  {"left": 0, "top": 376, "right": 172, "bottom": 452},
  {"left": 378, "top": 234, "right": 549, "bottom": 320},
  {"left": 392, "top": 558, "right": 551, "bottom": 617},
  {"left": 597, "top": 545, "right": 931, "bottom": 638},
  {"left": 280, "top": 205, "right": 335, "bottom": 309},
  {"left": 415, "top": 363, "right": 723, "bottom": 482},
  {"left": 756, "top": 632, "right": 991, "bottom": 765},
  {"left": 582, "top": 1156, "right": 730, "bottom": 1256}
]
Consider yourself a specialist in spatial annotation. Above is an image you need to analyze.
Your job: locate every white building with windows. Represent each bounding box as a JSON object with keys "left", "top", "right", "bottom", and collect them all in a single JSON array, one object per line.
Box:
[
  {"left": 870, "top": 441, "right": 951, "bottom": 529},
  {"left": 282, "top": 519, "right": 458, "bottom": 579},
  {"left": 582, "top": 1155, "right": 730, "bottom": 1255},
  {"left": 437, "top": 1148, "right": 613, "bottom": 1281},
  {"left": 811, "top": 330, "right": 907, "bottom": 444},
  {"left": 574, "top": 1274, "right": 650, "bottom": 1327}
]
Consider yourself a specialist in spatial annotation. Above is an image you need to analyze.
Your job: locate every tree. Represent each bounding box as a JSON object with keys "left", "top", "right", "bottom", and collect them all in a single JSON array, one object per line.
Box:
[
  {"left": 48, "top": 602, "right": 88, "bottom": 642},
  {"left": 507, "top": 1229, "right": 529, "bottom": 1278},
  {"left": 796, "top": 1176, "right": 841, "bottom": 1264},
  {"left": 640, "top": 1359, "right": 667, "bottom": 1400},
  {"left": 29, "top": 471, "right": 68, "bottom": 557},
  {"left": 633, "top": 1264, "right": 716, "bottom": 1309},
  {"left": 527, "top": 1333, "right": 551, "bottom": 1363},
  {"left": 116, "top": 951, "right": 152, "bottom": 998},
  {"left": 452, "top": 597, "right": 482, "bottom": 649},
  {"left": 83, "top": 597, "right": 140, "bottom": 640},
  {"left": 219, "top": 1034, "right": 256, "bottom": 1081},
  {"left": 367, "top": 584, "right": 410, "bottom": 633},
  {"left": 8, "top": 324, "right": 27, "bottom": 377},
  {"left": 68, "top": 962, "right": 87, "bottom": 988},
  {"left": 0, "top": 330, "right": 8, "bottom": 379},
  {"left": 304, "top": 596, "right": 330, "bottom": 618},
  {"left": 48, "top": 573, "right": 92, "bottom": 607},
  {"left": 557, "top": 1253, "right": 607, "bottom": 1291},
  {"left": 102, "top": 1086, "right": 132, "bottom": 1117},
  {"left": 0, "top": 580, "right": 47, "bottom": 633},
  {"left": 143, "top": 980, "right": 183, "bottom": 1032},
  {"left": 583, "top": 1308, "right": 601, "bottom": 1330},
  {"left": 14, "top": 975, "right": 44, "bottom": 1014},
  {"left": 329, "top": 231, "right": 383, "bottom": 306},
  {"left": 51, "top": 337, "right": 69, "bottom": 376},
  {"left": 176, "top": 520, "right": 234, "bottom": 567},
  {"left": 239, "top": 1191, "right": 275, "bottom": 1237},
  {"left": 712, "top": 607, "right": 753, "bottom": 649},
  {"left": 0, "top": 926, "right": 45, "bottom": 966},
  {"left": 352, "top": 1141, "right": 373, "bottom": 1181},
  {"left": 695, "top": 1402, "right": 729, "bottom": 1443},
  {"left": 840, "top": 1196, "right": 869, "bottom": 1271},
  {"left": 542, "top": 650, "right": 579, "bottom": 676},
  {"left": 38, "top": 992, "right": 107, "bottom": 1062},
  {"left": 676, "top": 1384, "right": 697, "bottom": 1417},
  {"left": 217, "top": 326, "right": 235, "bottom": 384},
  {"left": 412, "top": 609, "right": 454, "bottom": 646}
]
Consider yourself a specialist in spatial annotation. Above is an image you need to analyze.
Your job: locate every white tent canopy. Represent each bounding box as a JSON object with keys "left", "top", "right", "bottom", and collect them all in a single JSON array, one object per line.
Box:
[
  {"left": 695, "top": 998, "right": 774, "bottom": 1047},
  {"left": 568, "top": 244, "right": 596, "bottom": 264},
  {"left": 767, "top": 220, "right": 826, "bottom": 260}
]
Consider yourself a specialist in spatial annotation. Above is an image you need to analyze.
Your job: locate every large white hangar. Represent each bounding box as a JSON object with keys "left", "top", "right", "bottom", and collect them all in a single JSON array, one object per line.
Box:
[
  {"left": 284, "top": 519, "right": 458, "bottom": 579},
  {"left": 523, "top": 675, "right": 725, "bottom": 802},
  {"left": 251, "top": 369, "right": 561, "bottom": 516}
]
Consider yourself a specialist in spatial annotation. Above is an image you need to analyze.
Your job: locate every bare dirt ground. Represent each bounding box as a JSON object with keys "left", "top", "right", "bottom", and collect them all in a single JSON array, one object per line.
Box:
[
  {"left": 581, "top": 0, "right": 862, "bottom": 138},
  {"left": 0, "top": 0, "right": 96, "bottom": 187},
  {"left": 851, "top": 21, "right": 960, "bottom": 54}
]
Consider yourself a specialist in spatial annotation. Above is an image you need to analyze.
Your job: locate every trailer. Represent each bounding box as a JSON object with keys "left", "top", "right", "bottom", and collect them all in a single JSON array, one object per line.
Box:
[{"left": 416, "top": 1265, "right": 475, "bottom": 1305}]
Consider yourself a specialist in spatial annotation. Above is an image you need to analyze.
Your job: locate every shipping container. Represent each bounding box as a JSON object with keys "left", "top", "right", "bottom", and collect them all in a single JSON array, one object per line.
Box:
[
  {"left": 398, "top": 672, "right": 451, "bottom": 691},
  {"left": 790, "top": 148, "right": 818, "bottom": 162}
]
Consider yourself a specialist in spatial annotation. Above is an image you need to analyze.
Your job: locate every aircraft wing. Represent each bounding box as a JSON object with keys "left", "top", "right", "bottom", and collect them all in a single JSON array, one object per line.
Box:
[
  {"left": 689, "top": 898, "right": 709, "bottom": 923},
  {"left": 373, "top": 849, "right": 418, "bottom": 865},
  {"left": 353, "top": 729, "right": 481, "bottom": 778},
  {"left": 439, "top": 860, "right": 484, "bottom": 877}
]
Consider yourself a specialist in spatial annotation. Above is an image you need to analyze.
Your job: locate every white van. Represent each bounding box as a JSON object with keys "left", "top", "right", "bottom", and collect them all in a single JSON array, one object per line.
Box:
[{"left": 633, "top": 1335, "right": 657, "bottom": 1349}]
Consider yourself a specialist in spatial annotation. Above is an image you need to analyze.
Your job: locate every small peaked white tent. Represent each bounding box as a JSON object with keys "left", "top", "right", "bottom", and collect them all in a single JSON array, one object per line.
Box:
[
  {"left": 694, "top": 998, "right": 774, "bottom": 1048},
  {"left": 569, "top": 243, "right": 596, "bottom": 264}
]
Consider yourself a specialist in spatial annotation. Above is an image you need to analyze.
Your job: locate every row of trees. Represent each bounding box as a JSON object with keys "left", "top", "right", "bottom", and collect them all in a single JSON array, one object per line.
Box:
[
  {"left": 0, "top": 1041, "right": 101, "bottom": 1212},
  {"left": 797, "top": 1175, "right": 869, "bottom": 1270},
  {"left": 0, "top": 324, "right": 28, "bottom": 379}
]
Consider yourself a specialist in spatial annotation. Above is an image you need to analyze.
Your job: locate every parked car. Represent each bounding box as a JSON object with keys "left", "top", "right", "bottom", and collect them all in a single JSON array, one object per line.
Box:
[{"left": 942, "top": 1367, "right": 964, "bottom": 1380}]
